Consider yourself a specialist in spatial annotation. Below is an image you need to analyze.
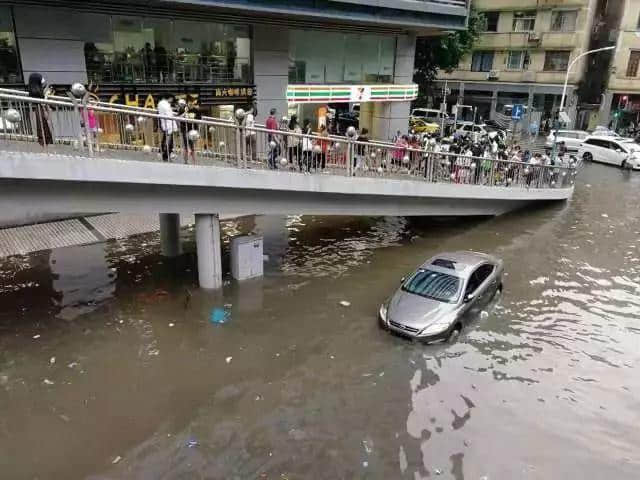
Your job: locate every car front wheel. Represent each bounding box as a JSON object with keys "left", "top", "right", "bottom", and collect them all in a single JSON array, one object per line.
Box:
[{"left": 583, "top": 152, "right": 593, "bottom": 162}]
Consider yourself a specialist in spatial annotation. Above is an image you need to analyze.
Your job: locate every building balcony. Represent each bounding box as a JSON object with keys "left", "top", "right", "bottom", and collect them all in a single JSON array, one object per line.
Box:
[
  {"left": 473, "top": 0, "right": 589, "bottom": 8},
  {"left": 475, "top": 33, "right": 530, "bottom": 49},
  {"left": 438, "top": 69, "right": 581, "bottom": 85},
  {"left": 541, "top": 32, "right": 579, "bottom": 49},
  {"left": 607, "top": 76, "right": 640, "bottom": 94}
]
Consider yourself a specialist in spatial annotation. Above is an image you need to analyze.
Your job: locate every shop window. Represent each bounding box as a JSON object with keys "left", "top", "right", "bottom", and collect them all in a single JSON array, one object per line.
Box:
[
  {"left": 84, "top": 15, "right": 251, "bottom": 84},
  {"left": 513, "top": 11, "right": 536, "bottom": 32},
  {"left": 551, "top": 10, "right": 578, "bottom": 32},
  {"left": 0, "top": 7, "right": 21, "bottom": 84},
  {"left": 482, "top": 12, "right": 499, "bottom": 32},
  {"left": 544, "top": 51, "right": 570, "bottom": 71},
  {"left": 506, "top": 51, "right": 530, "bottom": 70},
  {"left": 288, "top": 30, "right": 395, "bottom": 84},
  {"left": 471, "top": 51, "right": 494, "bottom": 72}
]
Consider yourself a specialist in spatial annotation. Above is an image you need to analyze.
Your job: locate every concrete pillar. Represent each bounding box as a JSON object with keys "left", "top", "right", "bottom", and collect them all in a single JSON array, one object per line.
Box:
[
  {"left": 526, "top": 87, "right": 534, "bottom": 127},
  {"left": 490, "top": 90, "right": 498, "bottom": 120},
  {"left": 359, "top": 102, "right": 374, "bottom": 134},
  {"left": 253, "top": 25, "right": 289, "bottom": 124},
  {"left": 458, "top": 82, "right": 465, "bottom": 105},
  {"left": 159, "top": 213, "right": 181, "bottom": 258},
  {"left": 195, "top": 214, "right": 222, "bottom": 290},
  {"left": 599, "top": 90, "right": 613, "bottom": 126},
  {"left": 371, "top": 34, "right": 416, "bottom": 140}
]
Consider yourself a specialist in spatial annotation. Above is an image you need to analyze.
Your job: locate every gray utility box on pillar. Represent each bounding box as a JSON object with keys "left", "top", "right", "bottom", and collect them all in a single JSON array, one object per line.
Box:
[{"left": 230, "top": 236, "right": 264, "bottom": 281}]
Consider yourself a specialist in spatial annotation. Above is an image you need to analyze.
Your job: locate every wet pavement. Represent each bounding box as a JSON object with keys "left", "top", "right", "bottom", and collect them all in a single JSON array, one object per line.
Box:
[{"left": 1, "top": 162, "right": 640, "bottom": 479}]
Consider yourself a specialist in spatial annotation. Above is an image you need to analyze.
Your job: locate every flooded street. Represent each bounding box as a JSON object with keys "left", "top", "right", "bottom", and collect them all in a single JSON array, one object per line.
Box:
[{"left": 2, "top": 162, "right": 640, "bottom": 479}]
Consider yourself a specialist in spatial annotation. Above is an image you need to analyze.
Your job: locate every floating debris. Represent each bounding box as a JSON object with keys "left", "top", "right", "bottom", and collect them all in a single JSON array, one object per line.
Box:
[
  {"left": 59, "top": 414, "right": 71, "bottom": 423},
  {"left": 112, "top": 455, "right": 122, "bottom": 464},
  {"left": 601, "top": 214, "right": 609, "bottom": 218},
  {"left": 225, "top": 356, "right": 233, "bottom": 364},
  {"left": 43, "top": 379, "right": 54, "bottom": 385},
  {"left": 210, "top": 307, "right": 231, "bottom": 324},
  {"left": 49, "top": 357, "right": 56, "bottom": 365},
  {"left": 480, "top": 311, "right": 489, "bottom": 319},
  {"left": 33, "top": 334, "right": 41, "bottom": 339},
  {"left": 168, "top": 323, "right": 175, "bottom": 328},
  {"left": 186, "top": 440, "right": 199, "bottom": 448},
  {"left": 434, "top": 468, "right": 442, "bottom": 475},
  {"left": 339, "top": 300, "right": 351, "bottom": 307}
]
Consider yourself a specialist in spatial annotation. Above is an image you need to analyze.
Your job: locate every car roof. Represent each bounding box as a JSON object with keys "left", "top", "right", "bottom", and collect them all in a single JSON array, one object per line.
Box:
[
  {"left": 585, "top": 135, "right": 623, "bottom": 141},
  {"left": 554, "top": 130, "right": 587, "bottom": 134},
  {"left": 420, "top": 251, "right": 499, "bottom": 277}
]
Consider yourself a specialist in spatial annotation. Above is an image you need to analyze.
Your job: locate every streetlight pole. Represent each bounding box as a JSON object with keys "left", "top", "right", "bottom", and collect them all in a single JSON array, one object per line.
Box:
[
  {"left": 559, "top": 45, "right": 616, "bottom": 115},
  {"left": 551, "top": 45, "right": 615, "bottom": 165}
]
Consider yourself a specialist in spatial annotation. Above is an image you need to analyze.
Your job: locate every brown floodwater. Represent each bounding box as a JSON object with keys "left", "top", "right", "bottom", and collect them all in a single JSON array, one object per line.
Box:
[{"left": 1, "top": 162, "right": 640, "bottom": 479}]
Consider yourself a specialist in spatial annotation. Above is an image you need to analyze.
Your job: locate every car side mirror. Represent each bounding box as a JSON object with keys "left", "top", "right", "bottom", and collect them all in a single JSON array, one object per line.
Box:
[
  {"left": 616, "top": 149, "right": 622, "bottom": 153},
  {"left": 464, "top": 293, "right": 474, "bottom": 303},
  {"left": 400, "top": 276, "right": 406, "bottom": 284}
]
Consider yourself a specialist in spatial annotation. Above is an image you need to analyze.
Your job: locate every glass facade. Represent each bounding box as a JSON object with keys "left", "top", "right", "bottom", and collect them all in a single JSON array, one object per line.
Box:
[
  {"left": 0, "top": 7, "right": 21, "bottom": 84},
  {"left": 289, "top": 30, "right": 395, "bottom": 84},
  {"left": 84, "top": 15, "right": 251, "bottom": 84}
]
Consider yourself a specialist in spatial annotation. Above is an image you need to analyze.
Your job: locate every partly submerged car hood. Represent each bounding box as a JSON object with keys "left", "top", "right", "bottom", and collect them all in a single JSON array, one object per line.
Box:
[{"left": 388, "top": 289, "right": 457, "bottom": 330}]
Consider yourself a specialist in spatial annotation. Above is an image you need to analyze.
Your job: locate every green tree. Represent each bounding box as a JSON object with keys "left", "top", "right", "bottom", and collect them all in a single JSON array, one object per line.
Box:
[{"left": 414, "top": 9, "right": 483, "bottom": 106}]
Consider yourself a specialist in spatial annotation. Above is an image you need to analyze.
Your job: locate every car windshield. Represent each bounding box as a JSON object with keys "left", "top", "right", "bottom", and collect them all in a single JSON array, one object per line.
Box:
[{"left": 402, "top": 269, "right": 461, "bottom": 303}]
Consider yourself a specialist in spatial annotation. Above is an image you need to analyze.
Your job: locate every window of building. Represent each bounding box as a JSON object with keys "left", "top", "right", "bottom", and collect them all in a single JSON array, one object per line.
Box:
[
  {"left": 626, "top": 51, "right": 640, "bottom": 77},
  {"left": 289, "top": 30, "right": 395, "bottom": 84},
  {"left": 513, "top": 11, "right": 536, "bottom": 32},
  {"left": 544, "top": 51, "right": 571, "bottom": 71},
  {"left": 551, "top": 10, "right": 578, "bottom": 32},
  {"left": 482, "top": 12, "right": 499, "bottom": 32},
  {"left": 84, "top": 14, "right": 251, "bottom": 84},
  {"left": 0, "top": 7, "right": 21, "bottom": 84},
  {"left": 471, "top": 51, "right": 495, "bottom": 72},
  {"left": 506, "top": 50, "right": 530, "bottom": 70}
]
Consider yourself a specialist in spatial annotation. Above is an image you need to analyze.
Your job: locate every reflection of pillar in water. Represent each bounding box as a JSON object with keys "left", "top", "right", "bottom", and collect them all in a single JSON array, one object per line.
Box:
[
  {"left": 51, "top": 243, "right": 114, "bottom": 321},
  {"left": 254, "top": 215, "right": 289, "bottom": 268}
]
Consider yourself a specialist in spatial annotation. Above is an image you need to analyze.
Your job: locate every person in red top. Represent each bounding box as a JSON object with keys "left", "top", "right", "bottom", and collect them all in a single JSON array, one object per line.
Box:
[{"left": 266, "top": 108, "right": 279, "bottom": 169}]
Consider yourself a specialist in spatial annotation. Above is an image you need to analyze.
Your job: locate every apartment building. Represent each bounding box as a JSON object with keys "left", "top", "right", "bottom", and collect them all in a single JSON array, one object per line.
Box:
[
  {"left": 436, "top": 0, "right": 597, "bottom": 127},
  {"left": 601, "top": 0, "right": 640, "bottom": 129}
]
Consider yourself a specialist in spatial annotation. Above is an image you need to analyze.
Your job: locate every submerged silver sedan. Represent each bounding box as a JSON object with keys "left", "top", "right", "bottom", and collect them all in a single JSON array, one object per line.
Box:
[{"left": 379, "top": 251, "right": 503, "bottom": 343}]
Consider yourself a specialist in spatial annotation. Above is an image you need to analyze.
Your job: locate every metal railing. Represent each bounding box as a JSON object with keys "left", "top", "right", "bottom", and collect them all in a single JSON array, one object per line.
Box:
[{"left": 0, "top": 92, "right": 577, "bottom": 189}]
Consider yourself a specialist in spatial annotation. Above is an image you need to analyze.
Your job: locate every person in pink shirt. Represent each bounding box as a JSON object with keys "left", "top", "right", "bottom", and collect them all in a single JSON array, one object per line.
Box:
[
  {"left": 87, "top": 107, "right": 100, "bottom": 151},
  {"left": 266, "top": 108, "right": 279, "bottom": 169}
]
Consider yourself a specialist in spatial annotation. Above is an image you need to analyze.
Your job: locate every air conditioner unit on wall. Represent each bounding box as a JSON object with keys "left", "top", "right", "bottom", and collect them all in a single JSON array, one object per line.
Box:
[
  {"left": 487, "top": 70, "right": 499, "bottom": 80},
  {"left": 528, "top": 32, "right": 541, "bottom": 42}
]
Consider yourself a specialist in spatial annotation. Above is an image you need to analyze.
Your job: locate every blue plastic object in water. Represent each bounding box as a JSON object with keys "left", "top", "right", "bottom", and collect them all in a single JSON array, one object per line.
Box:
[{"left": 210, "top": 307, "right": 230, "bottom": 324}]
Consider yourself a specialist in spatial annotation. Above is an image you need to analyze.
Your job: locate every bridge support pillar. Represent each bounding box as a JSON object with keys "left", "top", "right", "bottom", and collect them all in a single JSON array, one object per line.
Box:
[
  {"left": 159, "top": 213, "right": 181, "bottom": 257},
  {"left": 195, "top": 213, "right": 222, "bottom": 290}
]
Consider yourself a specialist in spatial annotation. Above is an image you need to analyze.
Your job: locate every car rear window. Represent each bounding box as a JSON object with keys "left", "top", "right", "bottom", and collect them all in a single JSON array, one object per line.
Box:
[{"left": 403, "top": 269, "right": 461, "bottom": 303}]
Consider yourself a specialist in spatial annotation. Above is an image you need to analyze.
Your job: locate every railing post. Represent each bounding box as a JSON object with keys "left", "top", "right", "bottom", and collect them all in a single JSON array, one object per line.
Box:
[
  {"left": 346, "top": 126, "right": 357, "bottom": 177},
  {"left": 234, "top": 108, "right": 245, "bottom": 169}
]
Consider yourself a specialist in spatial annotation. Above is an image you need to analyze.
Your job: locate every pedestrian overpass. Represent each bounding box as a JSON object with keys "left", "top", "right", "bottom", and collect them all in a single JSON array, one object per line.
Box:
[{"left": 0, "top": 90, "right": 576, "bottom": 288}]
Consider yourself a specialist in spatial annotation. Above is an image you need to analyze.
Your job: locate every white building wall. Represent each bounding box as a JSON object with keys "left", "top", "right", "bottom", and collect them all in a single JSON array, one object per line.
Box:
[{"left": 253, "top": 25, "right": 289, "bottom": 123}]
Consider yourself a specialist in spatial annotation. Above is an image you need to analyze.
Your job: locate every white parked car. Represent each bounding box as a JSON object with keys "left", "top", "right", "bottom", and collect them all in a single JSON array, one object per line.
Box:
[
  {"left": 545, "top": 130, "right": 589, "bottom": 154},
  {"left": 578, "top": 135, "right": 640, "bottom": 170}
]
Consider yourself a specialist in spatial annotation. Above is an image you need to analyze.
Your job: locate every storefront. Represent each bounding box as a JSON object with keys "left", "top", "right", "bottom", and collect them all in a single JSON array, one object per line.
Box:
[
  {"left": 283, "top": 29, "right": 417, "bottom": 139},
  {"left": 287, "top": 84, "right": 418, "bottom": 135},
  {"left": 2, "top": 5, "right": 256, "bottom": 119}
]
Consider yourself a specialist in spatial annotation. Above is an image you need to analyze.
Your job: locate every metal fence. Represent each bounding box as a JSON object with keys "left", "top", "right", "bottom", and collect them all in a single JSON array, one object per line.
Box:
[{"left": 0, "top": 91, "right": 576, "bottom": 189}]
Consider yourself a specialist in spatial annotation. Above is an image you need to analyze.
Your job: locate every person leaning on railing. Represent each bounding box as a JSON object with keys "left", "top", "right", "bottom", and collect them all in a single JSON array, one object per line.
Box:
[{"left": 27, "top": 73, "right": 53, "bottom": 147}]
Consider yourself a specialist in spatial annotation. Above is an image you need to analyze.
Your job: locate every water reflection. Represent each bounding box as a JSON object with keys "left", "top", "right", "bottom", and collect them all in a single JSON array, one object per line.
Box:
[{"left": 1, "top": 163, "right": 640, "bottom": 479}]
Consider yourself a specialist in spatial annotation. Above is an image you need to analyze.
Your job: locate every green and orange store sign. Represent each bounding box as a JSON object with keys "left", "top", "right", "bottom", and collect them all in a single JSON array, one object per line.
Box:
[{"left": 286, "top": 84, "right": 418, "bottom": 104}]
